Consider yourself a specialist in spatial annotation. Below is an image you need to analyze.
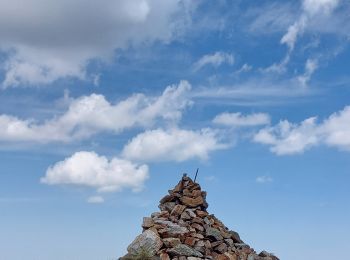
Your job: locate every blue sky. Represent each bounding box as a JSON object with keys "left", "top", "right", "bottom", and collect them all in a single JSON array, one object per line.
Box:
[{"left": 0, "top": 0, "right": 349, "bottom": 259}]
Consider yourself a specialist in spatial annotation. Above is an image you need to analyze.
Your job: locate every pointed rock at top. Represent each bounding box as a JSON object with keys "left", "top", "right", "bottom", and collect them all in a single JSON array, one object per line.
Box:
[{"left": 121, "top": 173, "right": 279, "bottom": 260}]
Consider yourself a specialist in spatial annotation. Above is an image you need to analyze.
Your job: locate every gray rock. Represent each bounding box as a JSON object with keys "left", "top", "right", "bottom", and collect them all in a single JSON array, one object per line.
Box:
[
  {"left": 127, "top": 229, "right": 162, "bottom": 257},
  {"left": 188, "top": 257, "right": 202, "bottom": 260},
  {"left": 154, "top": 219, "right": 188, "bottom": 237},
  {"left": 163, "top": 238, "right": 181, "bottom": 248},
  {"left": 206, "top": 227, "right": 223, "bottom": 241},
  {"left": 168, "top": 244, "right": 203, "bottom": 257},
  {"left": 230, "top": 230, "right": 243, "bottom": 243},
  {"left": 159, "top": 202, "right": 176, "bottom": 212}
]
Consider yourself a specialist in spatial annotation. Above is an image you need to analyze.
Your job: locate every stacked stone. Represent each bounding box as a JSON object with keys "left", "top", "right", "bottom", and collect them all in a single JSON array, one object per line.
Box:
[{"left": 122, "top": 174, "right": 279, "bottom": 260}]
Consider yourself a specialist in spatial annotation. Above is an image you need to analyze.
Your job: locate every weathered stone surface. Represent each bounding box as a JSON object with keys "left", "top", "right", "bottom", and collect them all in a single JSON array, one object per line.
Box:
[
  {"left": 163, "top": 238, "right": 181, "bottom": 248},
  {"left": 127, "top": 229, "right": 162, "bottom": 256},
  {"left": 180, "top": 196, "right": 204, "bottom": 208},
  {"left": 206, "top": 227, "right": 224, "bottom": 241},
  {"left": 168, "top": 244, "right": 203, "bottom": 257},
  {"left": 229, "top": 231, "right": 243, "bottom": 243},
  {"left": 187, "top": 257, "right": 202, "bottom": 260},
  {"left": 215, "top": 243, "right": 228, "bottom": 254},
  {"left": 224, "top": 252, "right": 238, "bottom": 260},
  {"left": 185, "top": 209, "right": 197, "bottom": 218},
  {"left": 142, "top": 217, "right": 154, "bottom": 228},
  {"left": 160, "top": 252, "right": 170, "bottom": 260},
  {"left": 196, "top": 210, "right": 208, "bottom": 218},
  {"left": 184, "top": 236, "right": 197, "bottom": 246},
  {"left": 258, "top": 251, "right": 279, "bottom": 260},
  {"left": 192, "top": 223, "right": 204, "bottom": 232},
  {"left": 214, "top": 254, "right": 229, "bottom": 260},
  {"left": 159, "top": 202, "right": 176, "bottom": 212},
  {"left": 171, "top": 205, "right": 186, "bottom": 217},
  {"left": 160, "top": 194, "right": 175, "bottom": 204}
]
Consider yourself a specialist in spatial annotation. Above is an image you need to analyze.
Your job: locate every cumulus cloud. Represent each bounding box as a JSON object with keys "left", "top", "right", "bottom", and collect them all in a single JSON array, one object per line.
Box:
[
  {"left": 193, "top": 52, "right": 234, "bottom": 71},
  {"left": 253, "top": 106, "right": 350, "bottom": 155},
  {"left": 0, "top": 81, "right": 192, "bottom": 143},
  {"left": 213, "top": 112, "right": 270, "bottom": 127},
  {"left": 122, "top": 128, "right": 229, "bottom": 162},
  {"left": 41, "top": 151, "right": 149, "bottom": 193},
  {"left": 0, "top": 0, "right": 196, "bottom": 87}
]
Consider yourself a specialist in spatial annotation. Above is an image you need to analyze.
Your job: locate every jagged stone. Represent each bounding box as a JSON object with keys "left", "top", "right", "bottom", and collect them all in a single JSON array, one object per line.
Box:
[
  {"left": 206, "top": 227, "right": 223, "bottom": 241},
  {"left": 163, "top": 238, "right": 181, "bottom": 248},
  {"left": 159, "top": 202, "right": 176, "bottom": 212},
  {"left": 127, "top": 229, "right": 162, "bottom": 257},
  {"left": 142, "top": 217, "right": 154, "bottom": 228},
  {"left": 215, "top": 243, "right": 228, "bottom": 254},
  {"left": 229, "top": 231, "right": 243, "bottom": 243},
  {"left": 160, "top": 252, "right": 170, "bottom": 260},
  {"left": 168, "top": 244, "right": 203, "bottom": 257},
  {"left": 171, "top": 205, "right": 186, "bottom": 217},
  {"left": 180, "top": 196, "right": 204, "bottom": 208}
]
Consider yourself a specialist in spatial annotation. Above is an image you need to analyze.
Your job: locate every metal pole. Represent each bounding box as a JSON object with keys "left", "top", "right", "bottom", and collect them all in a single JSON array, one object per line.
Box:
[{"left": 194, "top": 168, "right": 199, "bottom": 182}]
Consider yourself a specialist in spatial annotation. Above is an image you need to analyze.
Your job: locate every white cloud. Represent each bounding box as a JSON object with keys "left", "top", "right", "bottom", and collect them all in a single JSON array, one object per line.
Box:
[
  {"left": 322, "top": 106, "right": 350, "bottom": 150},
  {"left": 0, "top": 81, "right": 192, "bottom": 143},
  {"left": 213, "top": 112, "right": 270, "bottom": 127},
  {"left": 281, "top": 16, "right": 307, "bottom": 51},
  {"left": 235, "top": 64, "right": 252, "bottom": 75},
  {"left": 193, "top": 52, "right": 234, "bottom": 71},
  {"left": 122, "top": 128, "right": 229, "bottom": 162},
  {"left": 254, "top": 117, "right": 320, "bottom": 155},
  {"left": 303, "top": 0, "right": 340, "bottom": 15},
  {"left": 256, "top": 176, "right": 273, "bottom": 183},
  {"left": 87, "top": 196, "right": 105, "bottom": 204},
  {"left": 41, "top": 151, "right": 149, "bottom": 193},
  {"left": 0, "top": 0, "right": 196, "bottom": 87},
  {"left": 297, "top": 58, "right": 319, "bottom": 86},
  {"left": 281, "top": 0, "right": 340, "bottom": 51},
  {"left": 253, "top": 106, "right": 350, "bottom": 155},
  {"left": 193, "top": 78, "right": 311, "bottom": 106}
]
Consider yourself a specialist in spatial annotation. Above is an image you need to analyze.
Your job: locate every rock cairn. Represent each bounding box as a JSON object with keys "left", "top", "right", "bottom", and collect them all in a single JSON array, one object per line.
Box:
[{"left": 121, "top": 174, "right": 279, "bottom": 260}]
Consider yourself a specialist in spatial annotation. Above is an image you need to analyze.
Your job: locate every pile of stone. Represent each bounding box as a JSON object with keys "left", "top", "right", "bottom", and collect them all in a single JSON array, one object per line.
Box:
[{"left": 121, "top": 174, "right": 279, "bottom": 260}]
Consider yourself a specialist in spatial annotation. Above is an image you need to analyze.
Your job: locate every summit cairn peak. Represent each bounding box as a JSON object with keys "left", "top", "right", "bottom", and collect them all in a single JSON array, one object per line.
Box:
[{"left": 121, "top": 173, "right": 279, "bottom": 260}]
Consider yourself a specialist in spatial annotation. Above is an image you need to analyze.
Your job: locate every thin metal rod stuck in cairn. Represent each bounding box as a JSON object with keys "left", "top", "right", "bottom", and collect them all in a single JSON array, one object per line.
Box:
[{"left": 194, "top": 168, "right": 199, "bottom": 183}]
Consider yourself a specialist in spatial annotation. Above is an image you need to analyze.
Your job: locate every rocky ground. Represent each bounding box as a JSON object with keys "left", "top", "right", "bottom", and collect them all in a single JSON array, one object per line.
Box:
[{"left": 120, "top": 174, "right": 279, "bottom": 260}]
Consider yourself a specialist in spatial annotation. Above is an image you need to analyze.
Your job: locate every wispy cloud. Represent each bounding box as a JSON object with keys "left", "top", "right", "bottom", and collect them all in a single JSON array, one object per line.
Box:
[
  {"left": 256, "top": 175, "right": 273, "bottom": 184},
  {"left": 297, "top": 58, "right": 319, "bottom": 86},
  {"left": 87, "top": 196, "right": 105, "bottom": 204},
  {"left": 213, "top": 112, "right": 270, "bottom": 127},
  {"left": 192, "top": 78, "right": 314, "bottom": 106},
  {"left": 193, "top": 51, "right": 234, "bottom": 71}
]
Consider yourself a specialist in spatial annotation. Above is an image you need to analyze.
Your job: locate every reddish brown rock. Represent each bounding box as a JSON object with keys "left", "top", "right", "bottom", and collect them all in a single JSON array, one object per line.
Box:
[
  {"left": 171, "top": 205, "right": 186, "bottom": 217},
  {"left": 180, "top": 195, "right": 204, "bottom": 208},
  {"left": 142, "top": 217, "right": 154, "bottom": 228},
  {"left": 184, "top": 236, "right": 197, "bottom": 246}
]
